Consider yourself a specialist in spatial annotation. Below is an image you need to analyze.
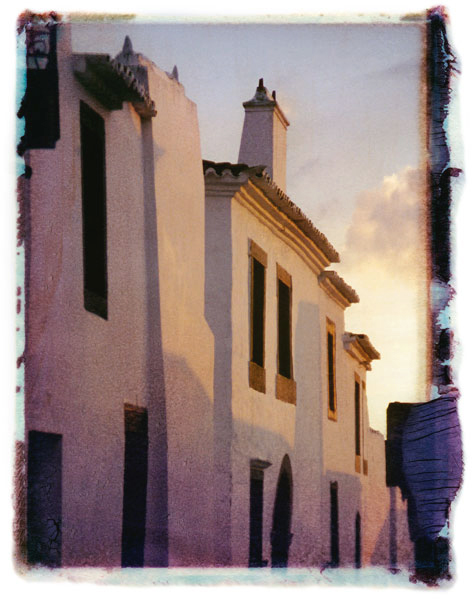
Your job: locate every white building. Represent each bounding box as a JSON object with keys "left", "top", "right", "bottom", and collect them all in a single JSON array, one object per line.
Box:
[{"left": 18, "top": 17, "right": 412, "bottom": 571}]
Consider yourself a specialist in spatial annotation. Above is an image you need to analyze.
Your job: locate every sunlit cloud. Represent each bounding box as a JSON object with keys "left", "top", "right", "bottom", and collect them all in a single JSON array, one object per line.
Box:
[
  {"left": 343, "top": 166, "right": 424, "bottom": 275},
  {"left": 337, "top": 166, "right": 428, "bottom": 435}
]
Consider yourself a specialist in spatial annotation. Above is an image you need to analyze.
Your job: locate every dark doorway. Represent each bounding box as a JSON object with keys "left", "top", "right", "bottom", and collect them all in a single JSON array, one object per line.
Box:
[
  {"left": 27, "top": 430, "right": 62, "bottom": 567},
  {"left": 330, "top": 481, "right": 339, "bottom": 566},
  {"left": 122, "top": 404, "right": 148, "bottom": 567},
  {"left": 249, "top": 459, "right": 271, "bottom": 567},
  {"left": 355, "top": 511, "right": 361, "bottom": 568},
  {"left": 270, "top": 455, "right": 293, "bottom": 568}
]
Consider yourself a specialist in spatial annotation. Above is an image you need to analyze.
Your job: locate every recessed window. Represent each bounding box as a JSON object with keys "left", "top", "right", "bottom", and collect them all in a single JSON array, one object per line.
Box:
[
  {"left": 362, "top": 381, "right": 368, "bottom": 475},
  {"left": 276, "top": 265, "right": 296, "bottom": 404},
  {"left": 327, "top": 319, "right": 337, "bottom": 420},
  {"left": 355, "top": 375, "right": 361, "bottom": 472},
  {"left": 249, "top": 241, "right": 267, "bottom": 393},
  {"left": 80, "top": 101, "right": 108, "bottom": 319}
]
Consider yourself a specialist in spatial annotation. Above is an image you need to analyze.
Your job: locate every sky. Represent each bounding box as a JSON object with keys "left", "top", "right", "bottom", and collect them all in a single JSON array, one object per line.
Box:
[{"left": 72, "top": 18, "right": 426, "bottom": 434}]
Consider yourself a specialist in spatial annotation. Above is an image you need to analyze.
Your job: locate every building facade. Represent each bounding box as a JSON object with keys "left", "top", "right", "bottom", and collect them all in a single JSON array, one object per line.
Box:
[{"left": 18, "top": 17, "right": 413, "bottom": 571}]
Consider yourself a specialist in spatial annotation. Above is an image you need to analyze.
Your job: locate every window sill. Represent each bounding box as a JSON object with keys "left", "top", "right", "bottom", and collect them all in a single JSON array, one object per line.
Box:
[
  {"left": 276, "top": 374, "right": 296, "bottom": 405},
  {"left": 249, "top": 361, "right": 266, "bottom": 393},
  {"left": 327, "top": 408, "right": 337, "bottom": 421},
  {"left": 355, "top": 455, "right": 361, "bottom": 473}
]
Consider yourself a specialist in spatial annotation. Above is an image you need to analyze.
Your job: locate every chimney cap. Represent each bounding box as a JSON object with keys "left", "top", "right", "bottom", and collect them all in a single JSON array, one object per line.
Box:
[{"left": 242, "top": 78, "right": 289, "bottom": 126}]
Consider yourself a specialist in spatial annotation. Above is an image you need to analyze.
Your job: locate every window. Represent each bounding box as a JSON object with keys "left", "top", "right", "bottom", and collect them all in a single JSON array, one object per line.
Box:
[
  {"left": 327, "top": 319, "right": 337, "bottom": 420},
  {"left": 330, "top": 481, "right": 339, "bottom": 567},
  {"left": 362, "top": 382, "right": 368, "bottom": 475},
  {"left": 249, "top": 459, "right": 270, "bottom": 567},
  {"left": 276, "top": 265, "right": 296, "bottom": 404},
  {"left": 122, "top": 404, "right": 148, "bottom": 567},
  {"left": 355, "top": 375, "right": 361, "bottom": 472},
  {"left": 249, "top": 241, "right": 267, "bottom": 393},
  {"left": 80, "top": 101, "right": 108, "bottom": 319}
]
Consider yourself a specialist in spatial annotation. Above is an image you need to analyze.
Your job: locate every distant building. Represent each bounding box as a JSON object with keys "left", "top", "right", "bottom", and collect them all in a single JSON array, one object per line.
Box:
[{"left": 18, "top": 17, "right": 413, "bottom": 571}]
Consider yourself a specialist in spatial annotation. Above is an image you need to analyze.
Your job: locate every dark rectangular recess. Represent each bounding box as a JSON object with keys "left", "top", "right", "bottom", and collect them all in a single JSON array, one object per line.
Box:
[
  {"left": 355, "top": 512, "right": 362, "bottom": 568},
  {"left": 122, "top": 405, "right": 148, "bottom": 567},
  {"left": 330, "top": 481, "right": 339, "bottom": 567},
  {"left": 251, "top": 257, "right": 265, "bottom": 367},
  {"left": 80, "top": 101, "right": 108, "bottom": 319},
  {"left": 327, "top": 331, "right": 335, "bottom": 413},
  {"left": 355, "top": 380, "right": 361, "bottom": 457},
  {"left": 27, "top": 430, "right": 62, "bottom": 567},
  {"left": 249, "top": 467, "right": 265, "bottom": 567},
  {"left": 278, "top": 279, "right": 291, "bottom": 379}
]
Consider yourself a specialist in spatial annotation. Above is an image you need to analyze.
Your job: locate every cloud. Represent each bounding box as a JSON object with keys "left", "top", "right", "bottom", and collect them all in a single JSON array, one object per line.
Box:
[
  {"left": 336, "top": 166, "right": 428, "bottom": 434},
  {"left": 342, "top": 166, "right": 424, "bottom": 275}
]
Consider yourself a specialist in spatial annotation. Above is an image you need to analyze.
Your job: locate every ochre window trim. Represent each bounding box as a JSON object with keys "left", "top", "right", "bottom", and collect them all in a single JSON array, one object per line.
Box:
[
  {"left": 249, "top": 240, "right": 267, "bottom": 393},
  {"left": 276, "top": 263, "right": 296, "bottom": 404},
  {"left": 327, "top": 318, "right": 337, "bottom": 420}
]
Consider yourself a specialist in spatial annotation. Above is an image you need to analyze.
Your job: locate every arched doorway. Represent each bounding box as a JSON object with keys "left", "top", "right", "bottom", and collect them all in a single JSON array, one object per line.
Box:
[{"left": 270, "top": 454, "right": 293, "bottom": 567}]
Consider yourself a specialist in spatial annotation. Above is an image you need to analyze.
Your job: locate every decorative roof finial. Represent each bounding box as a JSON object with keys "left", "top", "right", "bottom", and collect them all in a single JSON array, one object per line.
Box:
[
  {"left": 259, "top": 77, "right": 264, "bottom": 88},
  {"left": 272, "top": 90, "right": 276, "bottom": 100},
  {"left": 115, "top": 35, "right": 141, "bottom": 67},
  {"left": 123, "top": 35, "right": 133, "bottom": 56}
]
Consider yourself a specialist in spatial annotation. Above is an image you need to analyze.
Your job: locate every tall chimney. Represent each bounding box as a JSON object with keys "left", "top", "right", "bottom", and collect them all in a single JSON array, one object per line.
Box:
[{"left": 238, "top": 78, "right": 289, "bottom": 192}]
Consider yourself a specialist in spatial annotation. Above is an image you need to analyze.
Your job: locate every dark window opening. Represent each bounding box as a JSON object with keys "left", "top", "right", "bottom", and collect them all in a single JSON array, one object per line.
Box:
[
  {"left": 355, "top": 512, "right": 362, "bottom": 568},
  {"left": 249, "top": 466, "right": 265, "bottom": 567},
  {"left": 27, "top": 431, "right": 62, "bottom": 567},
  {"left": 278, "top": 279, "right": 291, "bottom": 379},
  {"left": 327, "top": 321, "right": 336, "bottom": 417},
  {"left": 122, "top": 405, "right": 148, "bottom": 567},
  {"left": 355, "top": 380, "right": 361, "bottom": 457},
  {"left": 80, "top": 101, "right": 108, "bottom": 319},
  {"left": 251, "top": 258, "right": 265, "bottom": 367},
  {"left": 330, "top": 481, "right": 339, "bottom": 567}
]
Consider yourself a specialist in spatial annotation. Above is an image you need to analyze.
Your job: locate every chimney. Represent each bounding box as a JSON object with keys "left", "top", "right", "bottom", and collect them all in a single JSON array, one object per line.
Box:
[{"left": 238, "top": 78, "right": 289, "bottom": 192}]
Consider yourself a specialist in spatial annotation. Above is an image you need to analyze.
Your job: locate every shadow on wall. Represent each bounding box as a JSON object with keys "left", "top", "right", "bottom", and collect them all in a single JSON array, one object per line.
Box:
[
  {"left": 323, "top": 471, "right": 363, "bottom": 569},
  {"left": 293, "top": 300, "right": 325, "bottom": 565},
  {"left": 369, "top": 488, "right": 412, "bottom": 569},
  {"left": 204, "top": 192, "right": 233, "bottom": 566},
  {"left": 141, "top": 117, "right": 169, "bottom": 568}
]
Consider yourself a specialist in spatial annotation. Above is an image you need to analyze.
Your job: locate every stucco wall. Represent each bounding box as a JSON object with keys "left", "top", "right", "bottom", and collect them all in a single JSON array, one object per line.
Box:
[
  {"left": 144, "top": 60, "right": 215, "bottom": 567},
  {"left": 24, "top": 25, "right": 215, "bottom": 567},
  {"left": 204, "top": 173, "right": 399, "bottom": 568}
]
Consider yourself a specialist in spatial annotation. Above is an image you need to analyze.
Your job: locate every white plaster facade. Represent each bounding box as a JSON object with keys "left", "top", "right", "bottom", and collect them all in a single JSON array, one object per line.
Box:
[
  {"left": 21, "top": 23, "right": 215, "bottom": 567},
  {"left": 19, "top": 19, "right": 413, "bottom": 571},
  {"left": 204, "top": 81, "right": 412, "bottom": 569}
]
